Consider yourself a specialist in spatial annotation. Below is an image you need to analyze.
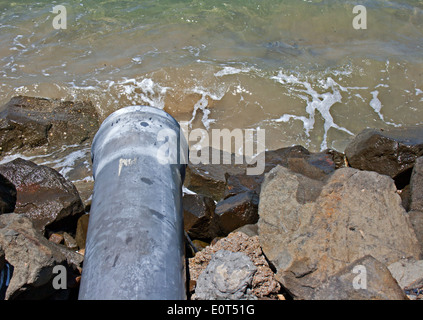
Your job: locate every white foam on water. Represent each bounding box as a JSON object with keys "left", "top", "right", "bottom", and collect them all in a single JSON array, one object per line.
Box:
[
  {"left": 214, "top": 66, "right": 251, "bottom": 77},
  {"left": 271, "top": 70, "right": 354, "bottom": 150},
  {"left": 188, "top": 85, "right": 226, "bottom": 130},
  {"left": 369, "top": 90, "right": 401, "bottom": 127}
]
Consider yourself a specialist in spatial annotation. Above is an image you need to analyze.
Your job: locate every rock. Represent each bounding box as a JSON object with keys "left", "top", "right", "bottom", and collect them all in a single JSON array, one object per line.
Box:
[
  {"left": 0, "top": 246, "right": 4, "bottom": 270},
  {"left": 410, "top": 157, "right": 423, "bottom": 212},
  {"left": 222, "top": 147, "right": 339, "bottom": 201},
  {"left": 258, "top": 166, "right": 421, "bottom": 299},
  {"left": 75, "top": 214, "right": 90, "bottom": 250},
  {"left": 0, "top": 158, "right": 85, "bottom": 233},
  {"left": 312, "top": 255, "right": 408, "bottom": 300},
  {"left": 388, "top": 259, "right": 423, "bottom": 291},
  {"left": 63, "top": 232, "right": 78, "bottom": 251},
  {"left": 192, "top": 240, "right": 210, "bottom": 252},
  {"left": 183, "top": 194, "right": 219, "bottom": 240},
  {"left": 233, "top": 224, "right": 259, "bottom": 237},
  {"left": 287, "top": 151, "right": 336, "bottom": 181},
  {"left": 189, "top": 232, "right": 280, "bottom": 299},
  {"left": 193, "top": 250, "right": 257, "bottom": 300},
  {"left": 48, "top": 233, "right": 64, "bottom": 245},
  {"left": 223, "top": 174, "right": 263, "bottom": 199},
  {"left": 0, "top": 174, "right": 16, "bottom": 214},
  {"left": 215, "top": 191, "right": 259, "bottom": 236},
  {"left": 0, "top": 213, "right": 82, "bottom": 299},
  {"left": 344, "top": 126, "right": 423, "bottom": 180},
  {"left": 408, "top": 211, "right": 423, "bottom": 252},
  {"left": 0, "top": 96, "right": 99, "bottom": 154},
  {"left": 184, "top": 148, "right": 247, "bottom": 201}
]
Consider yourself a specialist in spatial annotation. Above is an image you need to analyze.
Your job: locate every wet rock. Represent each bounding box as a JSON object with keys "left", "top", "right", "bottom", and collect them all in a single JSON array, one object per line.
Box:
[
  {"left": 0, "top": 96, "right": 99, "bottom": 154},
  {"left": 223, "top": 174, "right": 263, "bottom": 199},
  {"left": 287, "top": 151, "right": 336, "bottom": 181},
  {"left": 258, "top": 166, "right": 421, "bottom": 299},
  {"left": 183, "top": 194, "right": 219, "bottom": 240},
  {"left": 75, "top": 214, "right": 89, "bottom": 250},
  {"left": 0, "top": 158, "right": 85, "bottom": 233},
  {"left": 312, "top": 255, "right": 408, "bottom": 300},
  {"left": 189, "top": 232, "right": 280, "bottom": 299},
  {"left": 388, "top": 259, "right": 423, "bottom": 293},
  {"left": 193, "top": 250, "right": 257, "bottom": 300},
  {"left": 410, "top": 157, "right": 423, "bottom": 212},
  {"left": 344, "top": 126, "right": 423, "bottom": 180},
  {"left": 0, "top": 213, "right": 82, "bottom": 299},
  {"left": 263, "top": 145, "right": 310, "bottom": 173},
  {"left": 222, "top": 147, "right": 340, "bottom": 201},
  {"left": 0, "top": 174, "right": 16, "bottom": 214},
  {"left": 215, "top": 191, "right": 259, "bottom": 236},
  {"left": 184, "top": 148, "right": 247, "bottom": 201}
]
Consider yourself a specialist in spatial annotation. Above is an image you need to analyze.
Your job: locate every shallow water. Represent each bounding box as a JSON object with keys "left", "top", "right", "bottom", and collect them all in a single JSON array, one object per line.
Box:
[{"left": 1, "top": 0, "right": 422, "bottom": 153}]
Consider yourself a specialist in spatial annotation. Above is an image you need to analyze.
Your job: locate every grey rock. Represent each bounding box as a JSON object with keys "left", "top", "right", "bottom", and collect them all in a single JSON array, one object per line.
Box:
[
  {"left": 258, "top": 166, "right": 421, "bottom": 299},
  {"left": 194, "top": 249, "right": 257, "bottom": 300},
  {"left": 312, "top": 255, "right": 408, "bottom": 300},
  {"left": 345, "top": 126, "right": 423, "bottom": 179},
  {"left": 388, "top": 259, "right": 423, "bottom": 290}
]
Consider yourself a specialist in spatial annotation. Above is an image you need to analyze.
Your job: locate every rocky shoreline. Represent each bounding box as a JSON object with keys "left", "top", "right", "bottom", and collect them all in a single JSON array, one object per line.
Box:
[{"left": 0, "top": 96, "right": 422, "bottom": 300}]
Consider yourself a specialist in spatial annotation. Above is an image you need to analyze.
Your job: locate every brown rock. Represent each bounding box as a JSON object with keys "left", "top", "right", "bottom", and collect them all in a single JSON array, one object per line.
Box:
[
  {"left": 48, "top": 233, "right": 64, "bottom": 245},
  {"left": 258, "top": 166, "right": 421, "bottom": 299},
  {"left": 0, "top": 96, "right": 99, "bottom": 154},
  {"left": 75, "top": 214, "right": 90, "bottom": 250},
  {"left": 345, "top": 126, "right": 423, "bottom": 179},
  {"left": 0, "top": 158, "right": 84, "bottom": 233},
  {"left": 312, "top": 255, "right": 408, "bottom": 300},
  {"left": 215, "top": 191, "right": 259, "bottom": 236},
  {"left": 183, "top": 194, "right": 219, "bottom": 240},
  {"left": 63, "top": 232, "right": 78, "bottom": 251}
]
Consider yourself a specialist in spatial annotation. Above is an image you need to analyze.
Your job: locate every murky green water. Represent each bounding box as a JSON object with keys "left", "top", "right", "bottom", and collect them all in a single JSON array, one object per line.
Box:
[{"left": 1, "top": 0, "right": 422, "bottom": 153}]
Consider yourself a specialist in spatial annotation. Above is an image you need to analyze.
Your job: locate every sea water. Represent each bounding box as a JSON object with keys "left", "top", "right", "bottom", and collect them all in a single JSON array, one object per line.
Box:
[{"left": 0, "top": 0, "right": 422, "bottom": 155}]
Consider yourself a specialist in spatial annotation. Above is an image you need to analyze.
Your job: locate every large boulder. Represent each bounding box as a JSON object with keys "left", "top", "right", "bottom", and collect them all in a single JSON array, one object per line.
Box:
[
  {"left": 0, "top": 213, "right": 83, "bottom": 299},
  {"left": 312, "top": 255, "right": 407, "bottom": 300},
  {"left": 0, "top": 158, "right": 84, "bottom": 233},
  {"left": 258, "top": 166, "right": 421, "bottom": 299},
  {"left": 0, "top": 96, "right": 99, "bottom": 154},
  {"left": 345, "top": 126, "right": 423, "bottom": 180}
]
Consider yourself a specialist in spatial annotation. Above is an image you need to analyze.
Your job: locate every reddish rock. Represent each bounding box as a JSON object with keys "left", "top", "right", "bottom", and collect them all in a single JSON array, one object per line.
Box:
[{"left": 0, "top": 158, "right": 84, "bottom": 233}]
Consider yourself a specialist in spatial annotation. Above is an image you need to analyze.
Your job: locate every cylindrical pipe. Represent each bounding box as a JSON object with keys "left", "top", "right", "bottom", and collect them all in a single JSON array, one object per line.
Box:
[{"left": 78, "top": 105, "right": 187, "bottom": 300}]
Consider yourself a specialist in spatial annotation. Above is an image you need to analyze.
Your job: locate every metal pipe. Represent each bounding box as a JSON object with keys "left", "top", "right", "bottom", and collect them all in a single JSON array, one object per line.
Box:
[{"left": 78, "top": 105, "right": 188, "bottom": 300}]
